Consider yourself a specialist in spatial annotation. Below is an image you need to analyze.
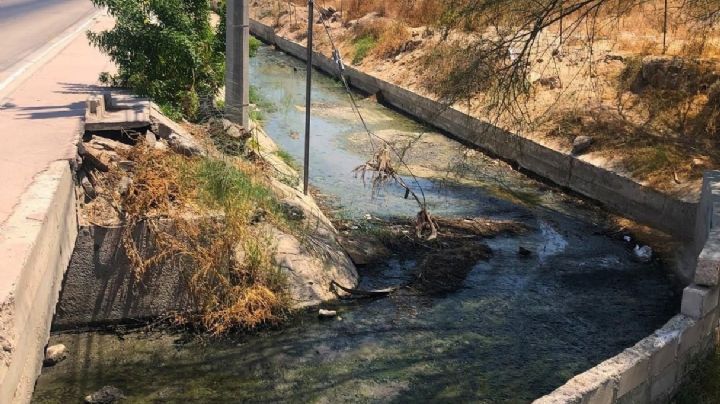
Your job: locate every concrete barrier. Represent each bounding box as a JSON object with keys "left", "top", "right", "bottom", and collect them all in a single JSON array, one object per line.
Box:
[
  {"left": 249, "top": 20, "right": 698, "bottom": 241},
  {"left": 0, "top": 161, "right": 78, "bottom": 403},
  {"left": 535, "top": 171, "right": 720, "bottom": 403}
]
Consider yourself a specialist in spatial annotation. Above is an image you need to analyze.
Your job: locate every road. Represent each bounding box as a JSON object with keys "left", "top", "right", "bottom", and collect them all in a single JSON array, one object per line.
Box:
[{"left": 0, "top": 0, "right": 97, "bottom": 81}]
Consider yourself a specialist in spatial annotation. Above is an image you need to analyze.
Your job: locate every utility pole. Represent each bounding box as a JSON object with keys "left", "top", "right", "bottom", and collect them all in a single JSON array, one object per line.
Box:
[
  {"left": 225, "top": 0, "right": 250, "bottom": 129},
  {"left": 303, "top": 0, "right": 314, "bottom": 195},
  {"left": 662, "top": 0, "right": 668, "bottom": 54}
]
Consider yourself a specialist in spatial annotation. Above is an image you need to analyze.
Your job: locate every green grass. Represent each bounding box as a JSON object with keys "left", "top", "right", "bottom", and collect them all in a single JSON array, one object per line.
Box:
[
  {"left": 250, "top": 36, "right": 262, "bottom": 57},
  {"left": 195, "top": 159, "right": 282, "bottom": 218},
  {"left": 352, "top": 35, "right": 377, "bottom": 64},
  {"left": 274, "top": 149, "right": 298, "bottom": 169},
  {"left": 249, "top": 85, "right": 276, "bottom": 122}
]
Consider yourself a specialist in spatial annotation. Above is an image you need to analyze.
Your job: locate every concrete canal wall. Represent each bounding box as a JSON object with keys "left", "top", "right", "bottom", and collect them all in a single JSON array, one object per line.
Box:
[
  {"left": 0, "top": 162, "right": 78, "bottom": 403},
  {"left": 248, "top": 20, "right": 698, "bottom": 243},
  {"left": 536, "top": 172, "right": 720, "bottom": 403}
]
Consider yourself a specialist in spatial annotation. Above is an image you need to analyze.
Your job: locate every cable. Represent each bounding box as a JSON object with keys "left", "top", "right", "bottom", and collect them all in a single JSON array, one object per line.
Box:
[{"left": 315, "top": 11, "right": 429, "bottom": 207}]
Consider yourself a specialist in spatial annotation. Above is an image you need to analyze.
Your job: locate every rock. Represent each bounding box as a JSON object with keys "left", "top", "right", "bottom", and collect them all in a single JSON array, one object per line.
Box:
[
  {"left": 571, "top": 136, "right": 593, "bottom": 155},
  {"left": 402, "top": 39, "right": 423, "bottom": 53},
  {"left": 518, "top": 246, "right": 532, "bottom": 257},
  {"left": 604, "top": 54, "right": 624, "bottom": 63},
  {"left": 80, "top": 175, "right": 97, "bottom": 200},
  {"left": 85, "top": 386, "right": 125, "bottom": 403},
  {"left": 144, "top": 131, "right": 157, "bottom": 147},
  {"left": 318, "top": 309, "right": 337, "bottom": 318},
  {"left": 168, "top": 133, "right": 205, "bottom": 157},
  {"left": 43, "top": 344, "right": 67, "bottom": 366},
  {"left": 117, "top": 160, "right": 135, "bottom": 172},
  {"left": 1, "top": 336, "right": 12, "bottom": 353},
  {"left": 535, "top": 75, "right": 562, "bottom": 89},
  {"left": 154, "top": 140, "right": 169, "bottom": 151},
  {"left": 81, "top": 144, "right": 115, "bottom": 172}
]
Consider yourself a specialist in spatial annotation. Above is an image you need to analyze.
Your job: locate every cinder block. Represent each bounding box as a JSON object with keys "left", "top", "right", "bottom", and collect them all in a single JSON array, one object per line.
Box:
[
  {"left": 695, "top": 241, "right": 720, "bottom": 286},
  {"left": 614, "top": 349, "right": 650, "bottom": 397},
  {"left": 678, "top": 317, "right": 702, "bottom": 357},
  {"left": 681, "top": 285, "right": 719, "bottom": 319},
  {"left": 579, "top": 378, "right": 615, "bottom": 404},
  {"left": 650, "top": 333, "right": 679, "bottom": 377},
  {"left": 650, "top": 362, "right": 677, "bottom": 402},
  {"left": 616, "top": 381, "right": 649, "bottom": 404}
]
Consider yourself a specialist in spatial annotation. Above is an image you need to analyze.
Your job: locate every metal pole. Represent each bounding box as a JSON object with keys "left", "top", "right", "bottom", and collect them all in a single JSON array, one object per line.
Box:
[
  {"left": 303, "top": 0, "right": 314, "bottom": 195},
  {"left": 225, "top": 0, "right": 250, "bottom": 129},
  {"left": 663, "top": 0, "right": 668, "bottom": 54}
]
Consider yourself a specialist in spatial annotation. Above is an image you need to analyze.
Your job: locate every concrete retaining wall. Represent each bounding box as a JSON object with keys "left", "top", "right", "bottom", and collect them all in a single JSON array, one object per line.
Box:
[
  {"left": 535, "top": 171, "right": 720, "bottom": 403},
  {"left": 0, "top": 162, "right": 78, "bottom": 403},
  {"left": 249, "top": 20, "right": 698, "bottom": 241},
  {"left": 53, "top": 221, "right": 193, "bottom": 329}
]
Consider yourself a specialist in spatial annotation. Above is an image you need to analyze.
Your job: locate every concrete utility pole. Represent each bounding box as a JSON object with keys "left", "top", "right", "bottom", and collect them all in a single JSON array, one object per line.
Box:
[
  {"left": 303, "top": 0, "right": 314, "bottom": 195},
  {"left": 225, "top": 0, "right": 250, "bottom": 129}
]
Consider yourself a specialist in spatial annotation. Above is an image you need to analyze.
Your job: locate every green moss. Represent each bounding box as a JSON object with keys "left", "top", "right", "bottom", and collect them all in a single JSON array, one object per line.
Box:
[{"left": 274, "top": 149, "right": 298, "bottom": 169}]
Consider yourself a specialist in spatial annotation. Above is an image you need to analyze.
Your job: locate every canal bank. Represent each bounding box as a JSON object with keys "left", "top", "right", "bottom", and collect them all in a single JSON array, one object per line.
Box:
[{"left": 32, "top": 43, "right": 694, "bottom": 403}]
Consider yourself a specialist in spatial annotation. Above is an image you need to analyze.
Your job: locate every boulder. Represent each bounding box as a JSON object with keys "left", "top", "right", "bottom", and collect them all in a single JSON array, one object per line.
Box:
[
  {"left": 168, "top": 133, "right": 205, "bottom": 157},
  {"left": 85, "top": 386, "right": 125, "bottom": 403},
  {"left": 43, "top": 344, "right": 67, "bottom": 366},
  {"left": 571, "top": 136, "right": 593, "bottom": 155}
]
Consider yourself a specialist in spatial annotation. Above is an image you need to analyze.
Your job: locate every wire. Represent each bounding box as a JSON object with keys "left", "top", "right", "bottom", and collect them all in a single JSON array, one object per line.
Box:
[{"left": 315, "top": 11, "right": 429, "bottom": 207}]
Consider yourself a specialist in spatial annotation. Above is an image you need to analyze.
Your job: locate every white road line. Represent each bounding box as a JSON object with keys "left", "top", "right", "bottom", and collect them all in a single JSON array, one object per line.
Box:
[{"left": 0, "top": 10, "right": 101, "bottom": 97}]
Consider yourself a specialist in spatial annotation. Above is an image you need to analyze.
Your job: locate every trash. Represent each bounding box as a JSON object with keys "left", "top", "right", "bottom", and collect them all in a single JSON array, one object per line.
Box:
[
  {"left": 633, "top": 245, "right": 653, "bottom": 262},
  {"left": 623, "top": 236, "right": 632, "bottom": 243},
  {"left": 318, "top": 309, "right": 337, "bottom": 318}
]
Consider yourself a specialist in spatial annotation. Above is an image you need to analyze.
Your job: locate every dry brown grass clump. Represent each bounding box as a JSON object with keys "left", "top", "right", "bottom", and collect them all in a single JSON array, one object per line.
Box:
[{"left": 102, "top": 140, "right": 291, "bottom": 334}]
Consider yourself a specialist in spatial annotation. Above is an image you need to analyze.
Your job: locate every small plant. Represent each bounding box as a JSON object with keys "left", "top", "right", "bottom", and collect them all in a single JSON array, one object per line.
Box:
[
  {"left": 274, "top": 149, "right": 298, "bottom": 169},
  {"left": 352, "top": 35, "right": 377, "bottom": 64},
  {"left": 250, "top": 36, "right": 262, "bottom": 57}
]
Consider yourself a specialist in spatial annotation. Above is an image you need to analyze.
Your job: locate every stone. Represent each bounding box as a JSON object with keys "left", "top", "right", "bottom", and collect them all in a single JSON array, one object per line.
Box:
[
  {"left": 85, "top": 386, "right": 125, "bottom": 403},
  {"left": 80, "top": 175, "right": 97, "bottom": 200},
  {"left": 168, "top": 133, "right": 205, "bottom": 157},
  {"left": 43, "top": 344, "right": 67, "bottom": 366},
  {"left": 681, "top": 284, "right": 719, "bottom": 319},
  {"left": 318, "top": 309, "right": 337, "bottom": 318},
  {"left": 535, "top": 75, "right": 562, "bottom": 89},
  {"left": 571, "top": 135, "right": 593, "bottom": 155},
  {"left": 695, "top": 244, "right": 720, "bottom": 286},
  {"left": 117, "top": 160, "right": 135, "bottom": 172},
  {"left": 144, "top": 131, "right": 157, "bottom": 147},
  {"left": 154, "top": 140, "right": 169, "bottom": 151}
]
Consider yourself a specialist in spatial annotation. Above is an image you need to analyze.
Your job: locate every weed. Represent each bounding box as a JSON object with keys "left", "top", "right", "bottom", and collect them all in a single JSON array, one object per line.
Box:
[
  {"left": 352, "top": 35, "right": 377, "bottom": 64},
  {"left": 274, "top": 149, "right": 298, "bottom": 169},
  {"left": 250, "top": 36, "right": 262, "bottom": 57}
]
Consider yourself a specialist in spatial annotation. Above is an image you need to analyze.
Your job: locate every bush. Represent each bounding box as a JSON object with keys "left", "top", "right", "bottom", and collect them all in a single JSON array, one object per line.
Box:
[{"left": 89, "top": 0, "right": 225, "bottom": 121}]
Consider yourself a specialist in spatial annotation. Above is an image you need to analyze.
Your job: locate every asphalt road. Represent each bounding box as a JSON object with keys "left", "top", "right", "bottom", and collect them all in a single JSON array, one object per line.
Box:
[{"left": 0, "top": 0, "right": 97, "bottom": 75}]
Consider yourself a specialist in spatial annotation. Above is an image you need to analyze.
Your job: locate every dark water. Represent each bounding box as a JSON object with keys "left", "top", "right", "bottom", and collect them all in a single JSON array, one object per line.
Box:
[{"left": 32, "top": 45, "right": 679, "bottom": 403}]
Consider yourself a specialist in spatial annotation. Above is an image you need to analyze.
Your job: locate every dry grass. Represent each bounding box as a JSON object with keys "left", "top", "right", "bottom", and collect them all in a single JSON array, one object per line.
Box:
[{"left": 102, "top": 137, "right": 291, "bottom": 334}]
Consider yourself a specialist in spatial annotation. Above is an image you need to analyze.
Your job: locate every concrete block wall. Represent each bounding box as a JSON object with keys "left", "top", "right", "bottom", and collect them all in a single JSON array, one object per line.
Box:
[
  {"left": 0, "top": 162, "right": 78, "bottom": 403},
  {"left": 249, "top": 20, "right": 698, "bottom": 241},
  {"left": 536, "top": 171, "right": 720, "bottom": 403}
]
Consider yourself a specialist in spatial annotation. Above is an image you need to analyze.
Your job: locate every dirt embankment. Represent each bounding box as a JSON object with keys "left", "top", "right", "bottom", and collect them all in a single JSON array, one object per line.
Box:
[{"left": 252, "top": 1, "right": 720, "bottom": 200}]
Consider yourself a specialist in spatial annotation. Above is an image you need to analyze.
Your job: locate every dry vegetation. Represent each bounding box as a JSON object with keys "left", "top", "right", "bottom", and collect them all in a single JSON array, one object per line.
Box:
[
  {"left": 84, "top": 125, "right": 294, "bottom": 334},
  {"left": 255, "top": 0, "right": 720, "bottom": 197}
]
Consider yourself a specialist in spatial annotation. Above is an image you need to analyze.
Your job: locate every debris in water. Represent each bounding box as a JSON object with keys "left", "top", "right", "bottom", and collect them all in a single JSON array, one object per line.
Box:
[
  {"left": 318, "top": 309, "right": 337, "bottom": 318},
  {"left": 633, "top": 245, "right": 653, "bottom": 262},
  {"left": 518, "top": 246, "right": 532, "bottom": 257},
  {"left": 84, "top": 386, "right": 125, "bottom": 403},
  {"left": 43, "top": 344, "right": 67, "bottom": 367},
  {"left": 623, "top": 235, "right": 632, "bottom": 243}
]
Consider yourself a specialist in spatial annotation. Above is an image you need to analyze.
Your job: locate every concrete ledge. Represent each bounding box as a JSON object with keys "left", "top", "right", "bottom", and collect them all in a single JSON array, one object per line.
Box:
[
  {"left": 249, "top": 19, "right": 698, "bottom": 240},
  {"left": 0, "top": 161, "right": 78, "bottom": 403}
]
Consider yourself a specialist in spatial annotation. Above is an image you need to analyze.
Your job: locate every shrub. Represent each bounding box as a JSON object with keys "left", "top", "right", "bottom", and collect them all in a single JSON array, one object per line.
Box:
[{"left": 89, "top": 0, "right": 225, "bottom": 120}]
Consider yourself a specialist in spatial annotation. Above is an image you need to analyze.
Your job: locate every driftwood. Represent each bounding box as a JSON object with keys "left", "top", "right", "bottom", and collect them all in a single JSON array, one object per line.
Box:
[{"left": 331, "top": 280, "right": 402, "bottom": 298}]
